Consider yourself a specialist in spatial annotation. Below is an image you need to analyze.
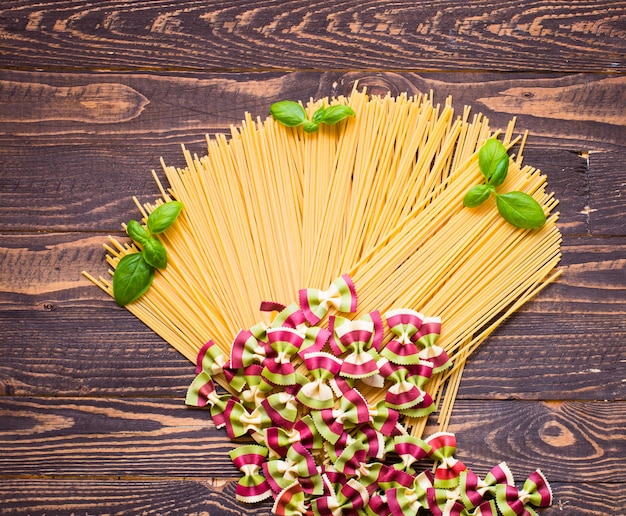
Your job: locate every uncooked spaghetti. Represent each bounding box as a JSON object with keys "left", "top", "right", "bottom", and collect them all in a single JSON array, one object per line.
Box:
[{"left": 84, "top": 88, "right": 561, "bottom": 440}]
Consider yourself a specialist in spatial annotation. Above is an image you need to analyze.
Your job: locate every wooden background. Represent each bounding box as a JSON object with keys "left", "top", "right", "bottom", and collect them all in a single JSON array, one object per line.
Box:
[{"left": 1, "top": 1, "right": 625, "bottom": 514}]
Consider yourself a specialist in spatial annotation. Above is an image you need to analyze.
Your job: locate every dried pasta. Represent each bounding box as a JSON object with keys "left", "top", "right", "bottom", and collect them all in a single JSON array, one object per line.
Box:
[{"left": 84, "top": 87, "right": 561, "bottom": 438}]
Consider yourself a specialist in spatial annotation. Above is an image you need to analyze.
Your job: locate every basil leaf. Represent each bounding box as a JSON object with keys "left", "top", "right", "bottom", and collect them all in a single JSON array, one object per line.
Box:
[
  {"left": 463, "top": 184, "right": 492, "bottom": 208},
  {"left": 142, "top": 237, "right": 168, "bottom": 269},
  {"left": 126, "top": 219, "right": 150, "bottom": 245},
  {"left": 270, "top": 101, "right": 308, "bottom": 127},
  {"left": 303, "top": 121, "right": 320, "bottom": 133},
  {"left": 312, "top": 106, "right": 326, "bottom": 124},
  {"left": 487, "top": 157, "right": 509, "bottom": 187},
  {"left": 479, "top": 138, "right": 509, "bottom": 182},
  {"left": 495, "top": 191, "right": 546, "bottom": 229},
  {"left": 319, "top": 105, "right": 355, "bottom": 125},
  {"left": 147, "top": 201, "right": 183, "bottom": 235},
  {"left": 112, "top": 253, "right": 155, "bottom": 306}
]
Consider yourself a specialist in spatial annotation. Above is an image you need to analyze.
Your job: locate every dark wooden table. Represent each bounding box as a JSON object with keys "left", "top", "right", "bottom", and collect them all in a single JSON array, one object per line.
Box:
[{"left": 1, "top": 2, "right": 625, "bottom": 514}]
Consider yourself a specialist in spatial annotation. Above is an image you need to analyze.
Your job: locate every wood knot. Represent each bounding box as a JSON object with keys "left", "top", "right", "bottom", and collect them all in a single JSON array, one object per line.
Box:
[
  {"left": 0, "top": 81, "right": 150, "bottom": 124},
  {"left": 539, "top": 420, "right": 576, "bottom": 447},
  {"left": 337, "top": 72, "right": 419, "bottom": 98}
]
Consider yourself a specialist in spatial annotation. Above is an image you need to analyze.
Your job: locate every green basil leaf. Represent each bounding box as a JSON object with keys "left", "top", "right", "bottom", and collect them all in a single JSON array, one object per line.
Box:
[
  {"left": 312, "top": 106, "right": 326, "bottom": 124},
  {"left": 463, "top": 184, "right": 492, "bottom": 208},
  {"left": 142, "top": 237, "right": 168, "bottom": 269},
  {"left": 303, "top": 121, "right": 320, "bottom": 133},
  {"left": 319, "top": 105, "right": 355, "bottom": 125},
  {"left": 478, "top": 138, "right": 509, "bottom": 182},
  {"left": 126, "top": 219, "right": 150, "bottom": 245},
  {"left": 487, "top": 156, "right": 509, "bottom": 187},
  {"left": 496, "top": 191, "right": 546, "bottom": 229},
  {"left": 112, "top": 253, "right": 155, "bottom": 306},
  {"left": 147, "top": 201, "right": 183, "bottom": 235},
  {"left": 270, "top": 100, "right": 308, "bottom": 127}
]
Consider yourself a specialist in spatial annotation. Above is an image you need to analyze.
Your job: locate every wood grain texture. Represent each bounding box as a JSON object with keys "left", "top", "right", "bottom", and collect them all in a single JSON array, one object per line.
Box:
[
  {"left": 445, "top": 400, "right": 626, "bottom": 484},
  {"left": 0, "top": 143, "right": 588, "bottom": 232},
  {"left": 0, "top": 479, "right": 621, "bottom": 515},
  {"left": 0, "top": 229, "right": 624, "bottom": 400},
  {"left": 0, "top": 1, "right": 624, "bottom": 72},
  {"left": 2, "top": 70, "right": 626, "bottom": 234},
  {"left": 0, "top": 479, "right": 274, "bottom": 515},
  {"left": 589, "top": 151, "right": 626, "bottom": 235},
  {"left": 1, "top": 1, "right": 624, "bottom": 512},
  {"left": 2, "top": 70, "right": 625, "bottom": 150},
  {"left": 1, "top": 397, "right": 624, "bottom": 481},
  {"left": 0, "top": 398, "right": 624, "bottom": 515}
]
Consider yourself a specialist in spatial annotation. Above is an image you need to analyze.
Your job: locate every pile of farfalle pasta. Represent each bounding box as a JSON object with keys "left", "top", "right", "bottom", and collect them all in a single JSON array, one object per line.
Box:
[{"left": 185, "top": 275, "right": 552, "bottom": 516}]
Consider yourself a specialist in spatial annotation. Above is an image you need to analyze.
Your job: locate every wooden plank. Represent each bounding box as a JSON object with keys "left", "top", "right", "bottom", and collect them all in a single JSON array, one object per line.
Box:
[
  {"left": 0, "top": 140, "right": 590, "bottom": 233},
  {"left": 458, "top": 235, "right": 626, "bottom": 400},
  {"left": 0, "top": 479, "right": 622, "bottom": 515},
  {"left": 589, "top": 151, "right": 626, "bottom": 235},
  {"left": 548, "top": 483, "right": 626, "bottom": 515},
  {"left": 0, "top": 1, "right": 624, "bottom": 72},
  {"left": 0, "top": 397, "right": 232, "bottom": 478},
  {"left": 2, "top": 70, "right": 625, "bottom": 150},
  {"left": 0, "top": 308, "right": 191, "bottom": 398},
  {"left": 1, "top": 233, "right": 624, "bottom": 399},
  {"left": 0, "top": 397, "right": 624, "bottom": 484},
  {"left": 1, "top": 304, "right": 624, "bottom": 401},
  {"left": 445, "top": 400, "right": 626, "bottom": 484},
  {"left": 0, "top": 3, "right": 622, "bottom": 515},
  {"left": 5, "top": 70, "right": 626, "bottom": 232},
  {"left": 0, "top": 478, "right": 273, "bottom": 515}
]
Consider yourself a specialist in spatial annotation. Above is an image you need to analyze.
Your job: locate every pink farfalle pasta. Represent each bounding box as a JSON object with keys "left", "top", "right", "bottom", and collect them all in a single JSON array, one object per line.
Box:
[
  {"left": 264, "top": 416, "right": 322, "bottom": 458},
  {"left": 239, "top": 364, "right": 274, "bottom": 407},
  {"left": 272, "top": 482, "right": 313, "bottom": 516},
  {"left": 223, "top": 398, "right": 271, "bottom": 439},
  {"left": 195, "top": 339, "right": 228, "bottom": 375},
  {"left": 249, "top": 301, "right": 286, "bottom": 339},
  {"left": 334, "top": 319, "right": 380, "bottom": 379},
  {"left": 264, "top": 442, "right": 324, "bottom": 496},
  {"left": 299, "top": 274, "right": 358, "bottom": 325},
  {"left": 261, "top": 391, "right": 299, "bottom": 429},
  {"left": 459, "top": 462, "right": 515, "bottom": 510},
  {"left": 387, "top": 470, "right": 433, "bottom": 516},
  {"left": 414, "top": 316, "right": 451, "bottom": 373},
  {"left": 495, "top": 469, "right": 553, "bottom": 516},
  {"left": 332, "top": 426, "right": 385, "bottom": 476},
  {"left": 311, "top": 387, "right": 370, "bottom": 444},
  {"left": 377, "top": 358, "right": 428, "bottom": 411},
  {"left": 229, "top": 444, "right": 273, "bottom": 503},
  {"left": 426, "top": 485, "right": 467, "bottom": 516},
  {"left": 311, "top": 477, "right": 369, "bottom": 516},
  {"left": 391, "top": 435, "right": 432, "bottom": 474},
  {"left": 426, "top": 432, "right": 467, "bottom": 489},
  {"left": 230, "top": 329, "right": 266, "bottom": 369},
  {"left": 297, "top": 352, "right": 343, "bottom": 410},
  {"left": 383, "top": 309, "right": 428, "bottom": 365},
  {"left": 262, "top": 327, "right": 304, "bottom": 385}
]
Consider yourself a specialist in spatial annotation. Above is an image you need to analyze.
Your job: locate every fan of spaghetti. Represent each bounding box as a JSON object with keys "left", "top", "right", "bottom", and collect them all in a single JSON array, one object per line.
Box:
[{"left": 84, "top": 88, "right": 561, "bottom": 513}]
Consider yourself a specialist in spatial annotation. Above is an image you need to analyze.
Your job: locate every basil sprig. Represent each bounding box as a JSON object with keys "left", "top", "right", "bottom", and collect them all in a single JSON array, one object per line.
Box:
[
  {"left": 463, "top": 138, "right": 546, "bottom": 229},
  {"left": 113, "top": 200, "right": 183, "bottom": 306},
  {"left": 270, "top": 100, "right": 355, "bottom": 133}
]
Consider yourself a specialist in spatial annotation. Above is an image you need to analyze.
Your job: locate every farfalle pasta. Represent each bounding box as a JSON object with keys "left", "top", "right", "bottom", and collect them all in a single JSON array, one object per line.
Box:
[{"left": 184, "top": 276, "right": 553, "bottom": 515}]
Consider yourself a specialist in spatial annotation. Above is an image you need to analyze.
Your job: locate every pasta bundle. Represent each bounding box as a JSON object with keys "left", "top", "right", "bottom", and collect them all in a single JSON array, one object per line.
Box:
[{"left": 84, "top": 88, "right": 561, "bottom": 437}]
